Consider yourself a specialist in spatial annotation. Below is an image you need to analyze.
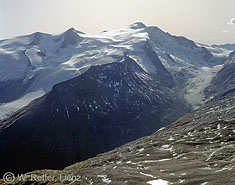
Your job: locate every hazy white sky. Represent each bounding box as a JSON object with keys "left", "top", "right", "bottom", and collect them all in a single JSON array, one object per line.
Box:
[{"left": 0, "top": 0, "right": 235, "bottom": 44}]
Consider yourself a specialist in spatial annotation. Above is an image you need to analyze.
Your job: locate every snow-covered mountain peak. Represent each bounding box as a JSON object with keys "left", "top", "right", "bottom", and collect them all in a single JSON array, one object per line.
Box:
[
  {"left": 60, "top": 28, "right": 83, "bottom": 48},
  {"left": 128, "top": 22, "right": 146, "bottom": 29},
  {"left": 62, "top": 27, "right": 85, "bottom": 36},
  {"left": 29, "top": 32, "right": 51, "bottom": 45},
  {"left": 65, "top": 27, "right": 77, "bottom": 33}
]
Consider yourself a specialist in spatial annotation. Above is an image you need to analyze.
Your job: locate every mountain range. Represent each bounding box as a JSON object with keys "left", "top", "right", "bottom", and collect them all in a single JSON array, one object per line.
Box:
[
  {"left": 0, "top": 22, "right": 235, "bottom": 183},
  {"left": 0, "top": 22, "right": 230, "bottom": 118}
]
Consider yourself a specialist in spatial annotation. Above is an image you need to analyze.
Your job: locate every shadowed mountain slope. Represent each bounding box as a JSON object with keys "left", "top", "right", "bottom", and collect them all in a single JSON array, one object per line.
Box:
[{"left": 0, "top": 55, "right": 188, "bottom": 176}]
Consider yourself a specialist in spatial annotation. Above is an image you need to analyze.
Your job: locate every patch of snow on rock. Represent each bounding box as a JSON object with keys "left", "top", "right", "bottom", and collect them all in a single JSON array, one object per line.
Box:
[
  {"left": 97, "top": 175, "right": 111, "bottom": 184},
  {"left": 147, "top": 179, "right": 169, "bottom": 185}
]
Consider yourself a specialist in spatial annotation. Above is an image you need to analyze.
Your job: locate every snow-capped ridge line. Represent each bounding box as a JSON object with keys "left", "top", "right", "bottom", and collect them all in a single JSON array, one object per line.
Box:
[{"left": 0, "top": 22, "right": 229, "bottom": 119}]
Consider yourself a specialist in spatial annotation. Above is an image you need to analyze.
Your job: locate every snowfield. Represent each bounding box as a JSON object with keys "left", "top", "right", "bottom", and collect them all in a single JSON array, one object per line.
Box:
[
  {"left": 0, "top": 91, "right": 45, "bottom": 120},
  {"left": 184, "top": 64, "right": 224, "bottom": 109}
]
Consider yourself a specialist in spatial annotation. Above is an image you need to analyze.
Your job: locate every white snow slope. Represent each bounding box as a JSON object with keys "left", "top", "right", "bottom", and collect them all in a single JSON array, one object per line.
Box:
[
  {"left": 0, "top": 91, "right": 45, "bottom": 120},
  {"left": 0, "top": 22, "right": 232, "bottom": 119}
]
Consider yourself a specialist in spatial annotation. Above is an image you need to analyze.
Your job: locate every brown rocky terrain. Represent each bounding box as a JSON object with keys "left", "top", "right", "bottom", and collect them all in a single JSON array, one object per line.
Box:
[{"left": 2, "top": 94, "right": 235, "bottom": 185}]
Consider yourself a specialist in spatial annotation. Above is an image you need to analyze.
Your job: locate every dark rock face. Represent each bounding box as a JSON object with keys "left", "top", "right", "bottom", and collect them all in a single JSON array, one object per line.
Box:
[
  {"left": 0, "top": 56, "right": 188, "bottom": 176},
  {"left": 0, "top": 50, "right": 32, "bottom": 103},
  {"left": 143, "top": 42, "right": 175, "bottom": 88},
  {"left": 0, "top": 79, "right": 31, "bottom": 103},
  {"left": 7, "top": 94, "right": 235, "bottom": 185},
  {"left": 205, "top": 51, "right": 235, "bottom": 99}
]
